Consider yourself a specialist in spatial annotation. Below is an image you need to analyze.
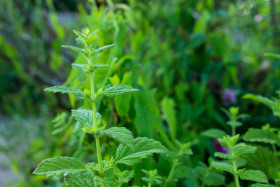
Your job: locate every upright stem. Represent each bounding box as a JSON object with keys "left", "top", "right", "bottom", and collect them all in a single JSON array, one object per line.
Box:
[
  {"left": 232, "top": 159, "right": 240, "bottom": 187},
  {"left": 232, "top": 126, "right": 236, "bottom": 136},
  {"left": 89, "top": 71, "right": 105, "bottom": 187},
  {"left": 164, "top": 159, "right": 178, "bottom": 187}
]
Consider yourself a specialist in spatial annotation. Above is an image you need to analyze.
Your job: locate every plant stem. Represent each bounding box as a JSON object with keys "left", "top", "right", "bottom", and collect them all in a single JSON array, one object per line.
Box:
[
  {"left": 232, "top": 159, "right": 240, "bottom": 187},
  {"left": 272, "top": 144, "right": 277, "bottom": 155},
  {"left": 232, "top": 126, "right": 236, "bottom": 136},
  {"left": 164, "top": 159, "right": 178, "bottom": 187},
  {"left": 89, "top": 71, "right": 104, "bottom": 187},
  {"left": 148, "top": 183, "right": 152, "bottom": 187}
]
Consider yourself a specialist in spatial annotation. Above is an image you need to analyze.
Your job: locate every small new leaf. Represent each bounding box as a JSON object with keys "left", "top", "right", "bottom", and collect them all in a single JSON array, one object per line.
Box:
[
  {"left": 99, "top": 127, "right": 134, "bottom": 149},
  {"left": 240, "top": 170, "right": 268, "bottom": 184},
  {"left": 100, "top": 84, "right": 139, "bottom": 98},
  {"left": 45, "top": 86, "right": 86, "bottom": 98},
  {"left": 62, "top": 45, "right": 88, "bottom": 56},
  {"left": 33, "top": 156, "right": 86, "bottom": 176}
]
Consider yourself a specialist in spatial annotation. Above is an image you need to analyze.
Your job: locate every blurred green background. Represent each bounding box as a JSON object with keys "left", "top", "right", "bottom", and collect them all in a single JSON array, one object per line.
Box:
[{"left": 0, "top": 0, "right": 280, "bottom": 186}]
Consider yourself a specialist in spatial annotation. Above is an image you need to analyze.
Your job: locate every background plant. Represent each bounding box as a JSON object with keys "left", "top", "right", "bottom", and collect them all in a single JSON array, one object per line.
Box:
[{"left": 1, "top": 0, "right": 280, "bottom": 186}]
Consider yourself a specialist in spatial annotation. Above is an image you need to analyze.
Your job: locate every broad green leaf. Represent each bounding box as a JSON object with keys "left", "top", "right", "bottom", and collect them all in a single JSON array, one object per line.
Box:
[
  {"left": 234, "top": 144, "right": 257, "bottom": 158},
  {"left": 243, "top": 94, "right": 274, "bottom": 110},
  {"left": 240, "top": 170, "right": 268, "bottom": 184},
  {"left": 173, "top": 165, "right": 192, "bottom": 179},
  {"left": 263, "top": 53, "right": 280, "bottom": 59},
  {"left": 203, "top": 172, "right": 225, "bottom": 186},
  {"left": 71, "top": 109, "right": 101, "bottom": 127},
  {"left": 244, "top": 128, "right": 280, "bottom": 144},
  {"left": 246, "top": 146, "right": 279, "bottom": 179},
  {"left": 211, "top": 161, "right": 233, "bottom": 173},
  {"left": 161, "top": 97, "right": 177, "bottom": 142},
  {"left": 202, "top": 129, "right": 227, "bottom": 139},
  {"left": 194, "top": 165, "right": 225, "bottom": 186},
  {"left": 215, "top": 152, "right": 232, "bottom": 160},
  {"left": 65, "top": 170, "right": 95, "bottom": 187},
  {"left": 115, "top": 137, "right": 167, "bottom": 165},
  {"left": 99, "top": 127, "right": 134, "bottom": 149},
  {"left": 100, "top": 84, "right": 139, "bottom": 97},
  {"left": 95, "top": 44, "right": 115, "bottom": 53},
  {"left": 33, "top": 156, "right": 86, "bottom": 176},
  {"left": 115, "top": 72, "right": 133, "bottom": 117},
  {"left": 62, "top": 45, "right": 88, "bottom": 56},
  {"left": 134, "top": 90, "right": 160, "bottom": 138},
  {"left": 45, "top": 86, "right": 85, "bottom": 98}
]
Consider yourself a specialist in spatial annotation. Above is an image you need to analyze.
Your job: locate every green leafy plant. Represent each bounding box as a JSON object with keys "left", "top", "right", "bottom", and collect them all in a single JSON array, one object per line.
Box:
[
  {"left": 33, "top": 28, "right": 167, "bottom": 186},
  {"left": 142, "top": 169, "right": 163, "bottom": 187},
  {"left": 211, "top": 134, "right": 268, "bottom": 187}
]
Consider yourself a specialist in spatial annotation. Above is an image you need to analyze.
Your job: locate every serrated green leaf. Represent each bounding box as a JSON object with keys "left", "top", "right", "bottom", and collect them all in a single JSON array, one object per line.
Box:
[
  {"left": 244, "top": 128, "right": 280, "bottom": 144},
  {"left": 115, "top": 137, "right": 167, "bottom": 165},
  {"left": 245, "top": 146, "right": 279, "bottom": 179},
  {"left": 99, "top": 127, "right": 134, "bottom": 149},
  {"left": 100, "top": 84, "right": 139, "bottom": 97},
  {"left": 71, "top": 109, "right": 101, "bottom": 127},
  {"left": 45, "top": 86, "right": 86, "bottom": 98},
  {"left": 72, "top": 64, "right": 87, "bottom": 72},
  {"left": 202, "top": 129, "right": 227, "bottom": 139},
  {"left": 33, "top": 156, "right": 86, "bottom": 176},
  {"left": 240, "top": 170, "right": 268, "bottom": 184},
  {"left": 62, "top": 45, "right": 88, "bottom": 56},
  {"left": 215, "top": 152, "right": 232, "bottom": 160},
  {"left": 65, "top": 170, "right": 95, "bottom": 187},
  {"left": 234, "top": 144, "right": 257, "bottom": 158},
  {"left": 95, "top": 44, "right": 114, "bottom": 53},
  {"left": 211, "top": 161, "right": 233, "bottom": 173}
]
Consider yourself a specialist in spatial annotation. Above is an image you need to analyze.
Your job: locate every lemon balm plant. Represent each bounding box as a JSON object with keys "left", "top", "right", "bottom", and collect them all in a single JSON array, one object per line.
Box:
[{"left": 33, "top": 29, "right": 167, "bottom": 186}]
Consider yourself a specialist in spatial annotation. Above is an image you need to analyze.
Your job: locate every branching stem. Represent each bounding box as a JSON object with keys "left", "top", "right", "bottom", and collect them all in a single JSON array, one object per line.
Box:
[{"left": 164, "top": 159, "right": 178, "bottom": 187}]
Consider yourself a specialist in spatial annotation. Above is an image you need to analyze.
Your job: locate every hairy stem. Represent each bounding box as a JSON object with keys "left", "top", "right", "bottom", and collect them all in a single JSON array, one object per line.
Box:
[
  {"left": 232, "top": 159, "right": 240, "bottom": 187},
  {"left": 90, "top": 71, "right": 104, "bottom": 187},
  {"left": 164, "top": 159, "right": 178, "bottom": 187}
]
